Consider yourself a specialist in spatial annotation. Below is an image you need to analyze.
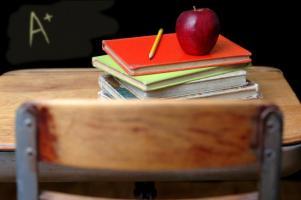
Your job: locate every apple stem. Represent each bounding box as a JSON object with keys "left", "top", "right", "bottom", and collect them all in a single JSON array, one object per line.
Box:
[{"left": 193, "top": 6, "right": 197, "bottom": 11}]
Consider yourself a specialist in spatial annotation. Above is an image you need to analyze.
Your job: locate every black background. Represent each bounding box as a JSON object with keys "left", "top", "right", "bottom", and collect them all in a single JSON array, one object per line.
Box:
[{"left": 1, "top": 0, "right": 300, "bottom": 99}]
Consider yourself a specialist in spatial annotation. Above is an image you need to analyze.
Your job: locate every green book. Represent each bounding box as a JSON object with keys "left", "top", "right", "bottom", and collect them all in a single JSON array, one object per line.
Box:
[{"left": 92, "top": 55, "right": 249, "bottom": 91}]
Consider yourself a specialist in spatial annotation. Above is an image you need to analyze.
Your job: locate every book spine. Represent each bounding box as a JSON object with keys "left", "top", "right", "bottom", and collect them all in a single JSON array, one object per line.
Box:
[{"left": 127, "top": 59, "right": 251, "bottom": 76}]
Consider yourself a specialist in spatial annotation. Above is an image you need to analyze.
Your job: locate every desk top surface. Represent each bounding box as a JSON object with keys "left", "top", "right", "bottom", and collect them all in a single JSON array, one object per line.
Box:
[{"left": 0, "top": 66, "right": 300, "bottom": 150}]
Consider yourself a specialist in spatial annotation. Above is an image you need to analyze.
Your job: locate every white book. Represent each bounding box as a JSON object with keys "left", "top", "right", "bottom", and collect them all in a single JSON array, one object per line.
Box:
[
  {"left": 176, "top": 83, "right": 260, "bottom": 100},
  {"left": 114, "top": 70, "right": 247, "bottom": 99},
  {"left": 99, "top": 75, "right": 261, "bottom": 100},
  {"left": 98, "top": 91, "right": 113, "bottom": 100}
]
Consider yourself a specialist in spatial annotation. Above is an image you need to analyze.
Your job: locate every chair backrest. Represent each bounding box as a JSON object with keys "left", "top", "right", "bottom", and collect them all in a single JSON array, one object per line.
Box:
[{"left": 15, "top": 99, "right": 283, "bottom": 200}]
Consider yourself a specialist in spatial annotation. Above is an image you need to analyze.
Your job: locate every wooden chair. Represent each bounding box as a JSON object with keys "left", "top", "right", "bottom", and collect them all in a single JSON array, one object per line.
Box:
[{"left": 15, "top": 99, "right": 283, "bottom": 200}]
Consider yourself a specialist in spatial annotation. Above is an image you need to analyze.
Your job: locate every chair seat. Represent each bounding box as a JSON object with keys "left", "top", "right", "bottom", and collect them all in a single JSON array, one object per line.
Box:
[{"left": 40, "top": 191, "right": 258, "bottom": 200}]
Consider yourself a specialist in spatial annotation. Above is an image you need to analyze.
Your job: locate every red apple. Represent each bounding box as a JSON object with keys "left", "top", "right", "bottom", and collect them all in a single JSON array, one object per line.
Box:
[{"left": 176, "top": 8, "right": 220, "bottom": 55}]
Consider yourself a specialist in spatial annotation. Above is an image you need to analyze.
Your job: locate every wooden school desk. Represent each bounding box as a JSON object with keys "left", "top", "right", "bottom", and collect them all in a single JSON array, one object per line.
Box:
[{"left": 0, "top": 66, "right": 301, "bottom": 182}]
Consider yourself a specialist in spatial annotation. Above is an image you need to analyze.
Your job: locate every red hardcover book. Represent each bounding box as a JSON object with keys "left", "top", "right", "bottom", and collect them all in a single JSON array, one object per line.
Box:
[{"left": 102, "top": 33, "right": 251, "bottom": 76}]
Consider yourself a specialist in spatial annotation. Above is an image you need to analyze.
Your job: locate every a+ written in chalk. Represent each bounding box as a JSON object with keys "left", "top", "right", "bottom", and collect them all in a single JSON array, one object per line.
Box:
[{"left": 44, "top": 13, "right": 53, "bottom": 22}]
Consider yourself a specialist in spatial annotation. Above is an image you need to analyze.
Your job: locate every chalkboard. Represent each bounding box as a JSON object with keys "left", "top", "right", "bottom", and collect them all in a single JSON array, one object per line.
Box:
[{"left": 1, "top": 0, "right": 300, "bottom": 98}]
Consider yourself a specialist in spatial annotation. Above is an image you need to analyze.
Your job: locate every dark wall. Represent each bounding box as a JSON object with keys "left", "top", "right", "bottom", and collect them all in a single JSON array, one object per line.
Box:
[{"left": 1, "top": 0, "right": 300, "bottom": 98}]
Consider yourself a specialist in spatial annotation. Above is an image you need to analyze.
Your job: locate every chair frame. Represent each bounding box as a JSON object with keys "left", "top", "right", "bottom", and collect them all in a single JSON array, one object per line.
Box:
[{"left": 16, "top": 102, "right": 283, "bottom": 200}]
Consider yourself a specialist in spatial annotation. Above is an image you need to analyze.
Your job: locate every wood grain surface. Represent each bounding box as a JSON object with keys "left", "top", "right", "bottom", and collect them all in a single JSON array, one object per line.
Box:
[
  {"left": 21, "top": 99, "right": 275, "bottom": 171},
  {"left": 0, "top": 66, "right": 300, "bottom": 151},
  {"left": 0, "top": 69, "right": 99, "bottom": 150}
]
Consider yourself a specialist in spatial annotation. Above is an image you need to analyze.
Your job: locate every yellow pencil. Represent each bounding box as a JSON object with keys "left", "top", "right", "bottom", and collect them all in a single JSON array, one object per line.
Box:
[{"left": 149, "top": 28, "right": 164, "bottom": 60}]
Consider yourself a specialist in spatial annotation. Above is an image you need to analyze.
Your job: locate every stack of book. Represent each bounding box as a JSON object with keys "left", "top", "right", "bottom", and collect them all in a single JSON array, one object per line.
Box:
[{"left": 92, "top": 33, "right": 260, "bottom": 100}]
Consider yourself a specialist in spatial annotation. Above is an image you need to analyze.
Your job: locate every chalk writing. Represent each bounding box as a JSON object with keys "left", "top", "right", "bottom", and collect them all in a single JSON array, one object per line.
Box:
[
  {"left": 44, "top": 13, "right": 53, "bottom": 23},
  {"left": 29, "top": 11, "right": 50, "bottom": 47}
]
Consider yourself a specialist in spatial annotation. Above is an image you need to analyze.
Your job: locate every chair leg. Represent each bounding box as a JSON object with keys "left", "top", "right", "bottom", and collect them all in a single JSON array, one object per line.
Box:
[
  {"left": 16, "top": 106, "right": 39, "bottom": 200},
  {"left": 134, "top": 182, "right": 157, "bottom": 200},
  {"left": 259, "top": 110, "right": 283, "bottom": 200}
]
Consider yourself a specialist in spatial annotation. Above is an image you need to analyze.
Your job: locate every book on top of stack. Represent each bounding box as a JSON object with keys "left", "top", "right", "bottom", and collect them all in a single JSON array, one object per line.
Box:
[{"left": 92, "top": 33, "right": 261, "bottom": 100}]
